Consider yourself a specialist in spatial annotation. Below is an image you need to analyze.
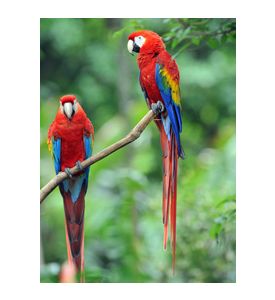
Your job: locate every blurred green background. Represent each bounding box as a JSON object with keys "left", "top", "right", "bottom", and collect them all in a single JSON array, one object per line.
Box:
[{"left": 40, "top": 18, "right": 236, "bottom": 283}]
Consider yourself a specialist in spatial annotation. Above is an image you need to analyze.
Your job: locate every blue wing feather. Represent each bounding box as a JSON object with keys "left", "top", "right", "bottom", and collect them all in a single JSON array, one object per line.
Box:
[
  {"left": 52, "top": 136, "right": 93, "bottom": 203},
  {"left": 84, "top": 135, "right": 92, "bottom": 182},
  {"left": 52, "top": 138, "right": 61, "bottom": 174},
  {"left": 84, "top": 136, "right": 92, "bottom": 159},
  {"left": 155, "top": 64, "right": 183, "bottom": 157}
]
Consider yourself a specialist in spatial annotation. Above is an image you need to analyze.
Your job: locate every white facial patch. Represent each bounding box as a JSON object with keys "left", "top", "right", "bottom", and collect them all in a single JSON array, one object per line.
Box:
[
  {"left": 134, "top": 35, "right": 146, "bottom": 48},
  {"left": 73, "top": 100, "right": 78, "bottom": 113}
]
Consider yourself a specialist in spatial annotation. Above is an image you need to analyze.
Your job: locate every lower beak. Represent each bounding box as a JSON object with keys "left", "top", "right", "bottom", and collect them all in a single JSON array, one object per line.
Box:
[
  {"left": 133, "top": 43, "right": 140, "bottom": 53},
  {"left": 127, "top": 40, "right": 141, "bottom": 55}
]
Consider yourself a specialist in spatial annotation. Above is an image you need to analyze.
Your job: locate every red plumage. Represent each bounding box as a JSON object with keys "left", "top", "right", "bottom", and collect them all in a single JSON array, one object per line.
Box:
[
  {"left": 48, "top": 95, "right": 94, "bottom": 281},
  {"left": 48, "top": 103, "right": 93, "bottom": 171},
  {"left": 128, "top": 30, "right": 183, "bottom": 271}
]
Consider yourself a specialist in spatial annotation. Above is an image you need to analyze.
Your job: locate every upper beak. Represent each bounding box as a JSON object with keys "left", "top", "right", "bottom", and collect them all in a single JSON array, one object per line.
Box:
[
  {"left": 127, "top": 40, "right": 134, "bottom": 55},
  {"left": 63, "top": 102, "right": 73, "bottom": 119}
]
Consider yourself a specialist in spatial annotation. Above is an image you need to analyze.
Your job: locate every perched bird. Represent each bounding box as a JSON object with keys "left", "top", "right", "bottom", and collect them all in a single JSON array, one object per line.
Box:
[
  {"left": 47, "top": 95, "right": 94, "bottom": 281},
  {"left": 128, "top": 30, "right": 184, "bottom": 270}
]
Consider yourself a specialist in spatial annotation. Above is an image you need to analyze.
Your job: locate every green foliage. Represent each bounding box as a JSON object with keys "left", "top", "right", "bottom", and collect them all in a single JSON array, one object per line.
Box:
[
  {"left": 162, "top": 18, "right": 236, "bottom": 57},
  {"left": 40, "top": 18, "right": 236, "bottom": 283}
]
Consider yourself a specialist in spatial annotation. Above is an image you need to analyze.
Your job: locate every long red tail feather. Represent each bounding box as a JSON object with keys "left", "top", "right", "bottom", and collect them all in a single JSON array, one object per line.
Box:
[
  {"left": 160, "top": 128, "right": 170, "bottom": 249},
  {"left": 170, "top": 134, "right": 178, "bottom": 272},
  {"left": 62, "top": 188, "right": 85, "bottom": 282},
  {"left": 160, "top": 128, "right": 178, "bottom": 272}
]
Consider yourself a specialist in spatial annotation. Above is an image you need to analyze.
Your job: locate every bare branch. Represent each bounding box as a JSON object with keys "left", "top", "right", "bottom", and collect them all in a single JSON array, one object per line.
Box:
[{"left": 40, "top": 104, "right": 163, "bottom": 204}]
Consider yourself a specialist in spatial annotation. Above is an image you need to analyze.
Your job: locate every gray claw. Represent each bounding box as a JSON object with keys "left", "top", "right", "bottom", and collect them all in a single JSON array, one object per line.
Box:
[
  {"left": 64, "top": 168, "right": 73, "bottom": 178},
  {"left": 76, "top": 161, "right": 83, "bottom": 171},
  {"left": 151, "top": 101, "right": 164, "bottom": 115}
]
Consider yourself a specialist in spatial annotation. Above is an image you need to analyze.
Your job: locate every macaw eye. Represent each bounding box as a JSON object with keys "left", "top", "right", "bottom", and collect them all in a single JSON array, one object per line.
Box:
[{"left": 135, "top": 36, "right": 146, "bottom": 48}]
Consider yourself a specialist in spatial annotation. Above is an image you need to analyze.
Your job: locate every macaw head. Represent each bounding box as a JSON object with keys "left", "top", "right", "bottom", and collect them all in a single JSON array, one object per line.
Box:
[
  {"left": 127, "top": 30, "right": 165, "bottom": 55},
  {"left": 59, "top": 94, "right": 78, "bottom": 120}
]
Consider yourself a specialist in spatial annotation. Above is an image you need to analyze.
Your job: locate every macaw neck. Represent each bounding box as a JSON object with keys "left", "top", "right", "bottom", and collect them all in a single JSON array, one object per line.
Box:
[
  {"left": 137, "top": 42, "right": 166, "bottom": 69},
  {"left": 137, "top": 50, "right": 161, "bottom": 69}
]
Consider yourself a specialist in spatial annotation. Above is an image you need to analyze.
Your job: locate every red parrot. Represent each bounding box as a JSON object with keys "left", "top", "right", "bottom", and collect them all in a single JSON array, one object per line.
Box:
[
  {"left": 128, "top": 30, "right": 184, "bottom": 270},
  {"left": 47, "top": 95, "right": 94, "bottom": 281}
]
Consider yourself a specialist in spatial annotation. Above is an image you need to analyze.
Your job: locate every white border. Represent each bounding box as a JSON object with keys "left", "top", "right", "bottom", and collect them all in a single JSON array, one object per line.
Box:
[{"left": 1, "top": 0, "right": 275, "bottom": 299}]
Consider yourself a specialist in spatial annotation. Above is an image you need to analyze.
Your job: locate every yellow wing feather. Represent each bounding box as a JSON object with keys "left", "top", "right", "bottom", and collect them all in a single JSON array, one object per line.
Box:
[{"left": 159, "top": 67, "right": 181, "bottom": 106}]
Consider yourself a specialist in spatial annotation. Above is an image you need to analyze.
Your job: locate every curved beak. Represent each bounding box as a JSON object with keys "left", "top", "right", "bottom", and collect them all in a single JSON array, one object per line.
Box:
[
  {"left": 63, "top": 102, "right": 73, "bottom": 119},
  {"left": 127, "top": 39, "right": 141, "bottom": 55},
  {"left": 127, "top": 40, "right": 134, "bottom": 55}
]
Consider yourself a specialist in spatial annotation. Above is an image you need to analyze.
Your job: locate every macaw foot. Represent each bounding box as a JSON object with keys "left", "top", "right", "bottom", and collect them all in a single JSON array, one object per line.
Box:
[
  {"left": 151, "top": 101, "right": 164, "bottom": 115},
  {"left": 76, "top": 160, "right": 83, "bottom": 171},
  {"left": 64, "top": 168, "right": 73, "bottom": 178}
]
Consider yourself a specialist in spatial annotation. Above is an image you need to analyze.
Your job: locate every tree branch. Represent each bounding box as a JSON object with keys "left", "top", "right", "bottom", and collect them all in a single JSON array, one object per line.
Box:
[{"left": 40, "top": 103, "right": 163, "bottom": 204}]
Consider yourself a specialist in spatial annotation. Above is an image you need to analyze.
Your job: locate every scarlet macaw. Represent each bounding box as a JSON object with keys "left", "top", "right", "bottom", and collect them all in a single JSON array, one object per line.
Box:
[
  {"left": 127, "top": 30, "right": 184, "bottom": 270},
  {"left": 47, "top": 95, "right": 94, "bottom": 280}
]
